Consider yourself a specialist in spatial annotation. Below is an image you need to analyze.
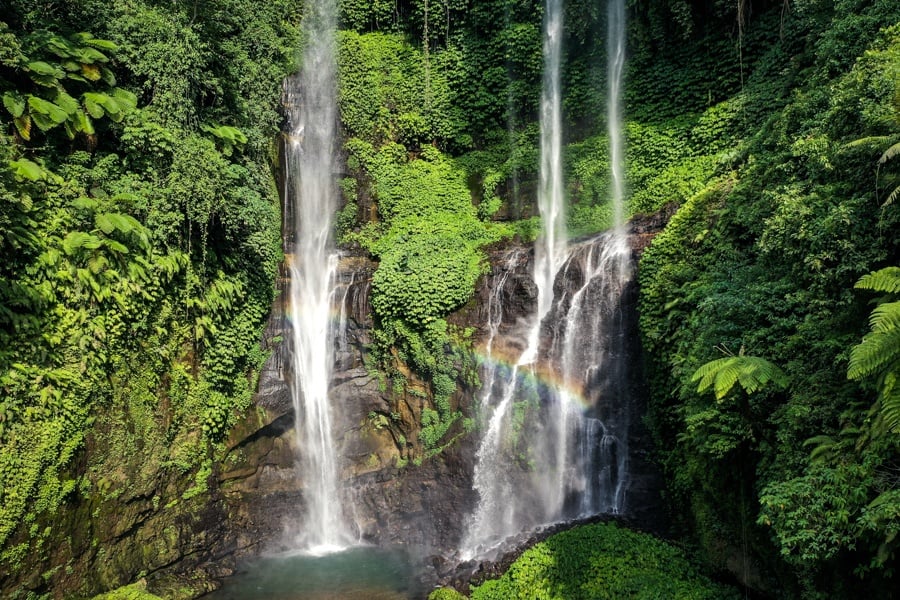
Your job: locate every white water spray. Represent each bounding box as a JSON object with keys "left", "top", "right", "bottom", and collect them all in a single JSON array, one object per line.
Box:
[
  {"left": 460, "top": 0, "right": 631, "bottom": 560},
  {"left": 532, "top": 0, "right": 567, "bottom": 343},
  {"left": 460, "top": 0, "right": 568, "bottom": 560},
  {"left": 283, "top": 0, "right": 354, "bottom": 553}
]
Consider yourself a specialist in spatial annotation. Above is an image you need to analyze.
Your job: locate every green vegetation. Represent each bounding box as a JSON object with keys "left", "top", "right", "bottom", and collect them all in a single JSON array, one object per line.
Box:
[
  {"left": 338, "top": 32, "right": 515, "bottom": 458},
  {"left": 637, "top": 2, "right": 900, "bottom": 596},
  {"left": 0, "top": 0, "right": 299, "bottom": 593},
  {"left": 2, "top": 0, "right": 899, "bottom": 597},
  {"left": 429, "top": 522, "right": 740, "bottom": 600},
  {"left": 91, "top": 581, "right": 162, "bottom": 600}
]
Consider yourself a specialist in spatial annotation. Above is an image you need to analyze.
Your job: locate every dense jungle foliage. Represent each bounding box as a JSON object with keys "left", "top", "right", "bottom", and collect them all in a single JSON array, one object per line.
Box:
[
  {"left": 1, "top": 0, "right": 899, "bottom": 597},
  {"left": 632, "top": 1, "right": 900, "bottom": 598},
  {"left": 0, "top": 0, "right": 300, "bottom": 591}
]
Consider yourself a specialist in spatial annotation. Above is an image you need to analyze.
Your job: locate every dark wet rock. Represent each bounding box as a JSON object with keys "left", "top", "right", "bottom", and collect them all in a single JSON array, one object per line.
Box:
[
  {"left": 627, "top": 203, "right": 678, "bottom": 257},
  {"left": 198, "top": 214, "right": 671, "bottom": 589}
]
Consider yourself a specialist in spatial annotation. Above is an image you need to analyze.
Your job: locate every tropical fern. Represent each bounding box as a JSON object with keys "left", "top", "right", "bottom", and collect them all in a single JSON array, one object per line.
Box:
[
  {"left": 878, "top": 141, "right": 900, "bottom": 166},
  {"left": 855, "top": 266, "right": 900, "bottom": 295},
  {"left": 692, "top": 353, "right": 788, "bottom": 401},
  {"left": 847, "top": 135, "right": 900, "bottom": 207},
  {"left": 849, "top": 267, "right": 900, "bottom": 433}
]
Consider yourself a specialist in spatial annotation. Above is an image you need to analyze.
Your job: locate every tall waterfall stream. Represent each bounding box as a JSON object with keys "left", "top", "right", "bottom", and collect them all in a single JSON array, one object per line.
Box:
[
  {"left": 283, "top": 0, "right": 356, "bottom": 552},
  {"left": 459, "top": 0, "right": 630, "bottom": 560}
]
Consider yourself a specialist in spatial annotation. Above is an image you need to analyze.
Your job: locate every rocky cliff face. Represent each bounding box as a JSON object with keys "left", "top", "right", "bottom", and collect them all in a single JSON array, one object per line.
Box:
[
  {"left": 208, "top": 214, "right": 668, "bottom": 578},
  {"left": 212, "top": 252, "right": 479, "bottom": 562}
]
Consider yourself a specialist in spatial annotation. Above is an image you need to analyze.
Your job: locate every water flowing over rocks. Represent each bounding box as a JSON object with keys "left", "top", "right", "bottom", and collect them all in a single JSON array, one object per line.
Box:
[{"left": 214, "top": 214, "right": 668, "bottom": 576}]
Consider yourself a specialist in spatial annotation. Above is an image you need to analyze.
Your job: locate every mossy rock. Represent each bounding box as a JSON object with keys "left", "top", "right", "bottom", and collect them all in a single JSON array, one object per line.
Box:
[
  {"left": 429, "top": 588, "right": 469, "bottom": 600},
  {"left": 91, "top": 581, "right": 162, "bottom": 600}
]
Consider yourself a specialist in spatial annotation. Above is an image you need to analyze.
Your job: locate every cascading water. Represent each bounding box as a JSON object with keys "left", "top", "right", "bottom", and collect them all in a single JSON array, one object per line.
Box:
[
  {"left": 459, "top": 0, "right": 630, "bottom": 560},
  {"left": 283, "top": 0, "right": 354, "bottom": 553},
  {"left": 607, "top": 0, "right": 626, "bottom": 229}
]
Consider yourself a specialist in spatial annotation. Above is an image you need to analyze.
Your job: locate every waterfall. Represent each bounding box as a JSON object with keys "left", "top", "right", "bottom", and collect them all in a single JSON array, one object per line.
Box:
[
  {"left": 532, "top": 0, "right": 567, "bottom": 340},
  {"left": 459, "top": 0, "right": 631, "bottom": 560},
  {"left": 283, "top": 0, "right": 354, "bottom": 553},
  {"left": 608, "top": 0, "right": 626, "bottom": 229}
]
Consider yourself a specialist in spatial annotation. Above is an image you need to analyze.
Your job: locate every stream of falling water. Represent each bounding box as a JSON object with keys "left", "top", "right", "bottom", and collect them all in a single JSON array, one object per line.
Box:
[
  {"left": 459, "top": 0, "right": 630, "bottom": 560},
  {"left": 608, "top": 0, "right": 626, "bottom": 229},
  {"left": 283, "top": 0, "right": 354, "bottom": 553}
]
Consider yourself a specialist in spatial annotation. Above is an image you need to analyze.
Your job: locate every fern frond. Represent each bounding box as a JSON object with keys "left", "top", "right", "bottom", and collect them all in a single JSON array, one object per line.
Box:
[
  {"left": 714, "top": 363, "right": 741, "bottom": 400},
  {"left": 802, "top": 434, "right": 835, "bottom": 448},
  {"left": 846, "top": 135, "right": 892, "bottom": 149},
  {"left": 855, "top": 267, "right": 900, "bottom": 294},
  {"left": 848, "top": 329, "right": 900, "bottom": 380},
  {"left": 691, "top": 357, "right": 731, "bottom": 388},
  {"left": 869, "top": 301, "right": 900, "bottom": 333},
  {"left": 807, "top": 435, "right": 837, "bottom": 462},
  {"left": 883, "top": 185, "right": 899, "bottom": 207},
  {"left": 881, "top": 371, "right": 900, "bottom": 434},
  {"left": 692, "top": 355, "right": 787, "bottom": 400},
  {"left": 878, "top": 141, "right": 900, "bottom": 165}
]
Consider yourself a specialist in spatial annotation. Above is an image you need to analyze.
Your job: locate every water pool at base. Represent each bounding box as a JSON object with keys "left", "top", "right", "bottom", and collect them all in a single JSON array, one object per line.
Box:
[{"left": 205, "top": 546, "right": 430, "bottom": 600}]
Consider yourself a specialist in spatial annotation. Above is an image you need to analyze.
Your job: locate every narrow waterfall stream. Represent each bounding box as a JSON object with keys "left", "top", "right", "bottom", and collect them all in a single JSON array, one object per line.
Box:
[
  {"left": 607, "top": 0, "right": 627, "bottom": 228},
  {"left": 283, "top": 0, "right": 355, "bottom": 552},
  {"left": 459, "top": 0, "right": 630, "bottom": 560}
]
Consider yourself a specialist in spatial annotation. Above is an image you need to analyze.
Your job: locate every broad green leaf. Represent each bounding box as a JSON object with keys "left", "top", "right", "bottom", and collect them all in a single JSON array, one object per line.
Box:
[
  {"left": 31, "top": 110, "right": 58, "bottom": 132},
  {"left": 75, "top": 46, "right": 108, "bottom": 64},
  {"left": 83, "top": 95, "right": 104, "bottom": 119},
  {"left": 80, "top": 63, "right": 101, "bottom": 81},
  {"left": 62, "top": 231, "right": 102, "bottom": 254},
  {"left": 8, "top": 159, "right": 44, "bottom": 181},
  {"left": 95, "top": 213, "right": 115, "bottom": 234},
  {"left": 83, "top": 38, "right": 117, "bottom": 51},
  {"left": 27, "top": 96, "right": 68, "bottom": 124},
  {"left": 72, "top": 32, "right": 117, "bottom": 52},
  {"left": 113, "top": 88, "right": 137, "bottom": 111},
  {"left": 26, "top": 60, "right": 64, "bottom": 86},
  {"left": 13, "top": 115, "right": 32, "bottom": 140},
  {"left": 100, "top": 66, "right": 116, "bottom": 87},
  {"left": 72, "top": 197, "right": 99, "bottom": 211},
  {"left": 104, "top": 239, "right": 129, "bottom": 254},
  {"left": 26, "top": 60, "right": 62, "bottom": 76},
  {"left": 45, "top": 35, "right": 75, "bottom": 58},
  {"left": 74, "top": 109, "right": 94, "bottom": 135},
  {"left": 53, "top": 90, "right": 79, "bottom": 116},
  {"left": 2, "top": 91, "right": 26, "bottom": 118}
]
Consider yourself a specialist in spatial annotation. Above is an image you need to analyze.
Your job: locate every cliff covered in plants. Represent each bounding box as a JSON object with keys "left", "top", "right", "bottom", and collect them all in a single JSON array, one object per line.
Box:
[
  {"left": 0, "top": 0, "right": 300, "bottom": 595},
  {"left": 633, "top": 1, "right": 900, "bottom": 597},
  {"left": 1, "top": 0, "right": 899, "bottom": 598}
]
